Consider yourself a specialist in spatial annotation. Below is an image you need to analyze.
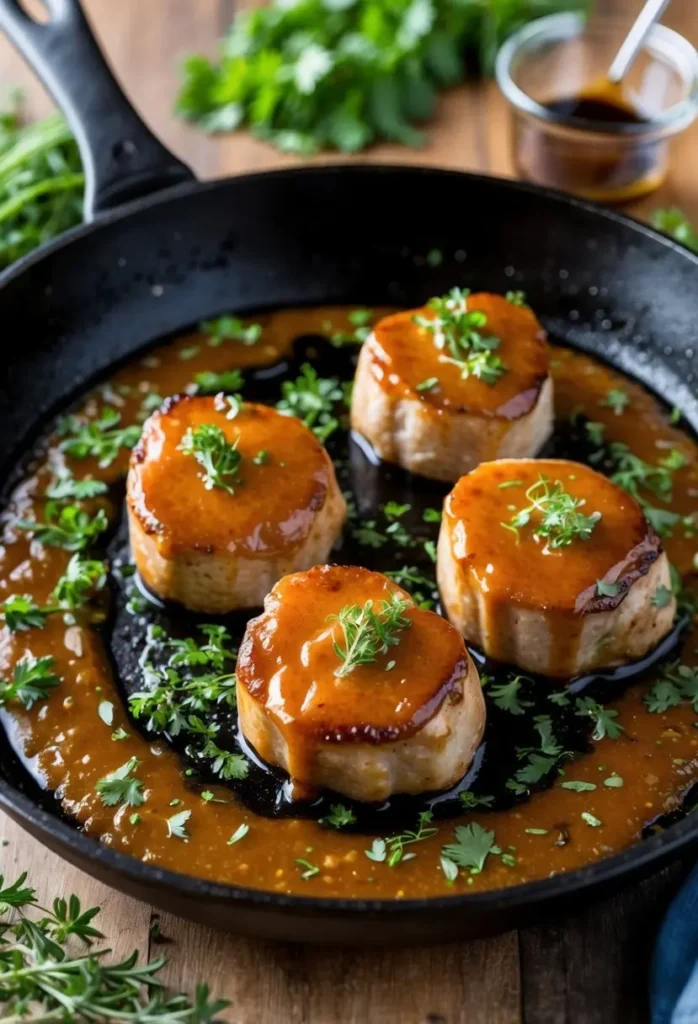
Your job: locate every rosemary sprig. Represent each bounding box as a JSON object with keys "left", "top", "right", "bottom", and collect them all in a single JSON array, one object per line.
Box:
[
  {"left": 179, "top": 423, "right": 242, "bottom": 493},
  {"left": 414, "top": 287, "right": 507, "bottom": 385},
  {"left": 502, "top": 476, "right": 601, "bottom": 548},
  {"left": 328, "top": 591, "right": 412, "bottom": 677}
]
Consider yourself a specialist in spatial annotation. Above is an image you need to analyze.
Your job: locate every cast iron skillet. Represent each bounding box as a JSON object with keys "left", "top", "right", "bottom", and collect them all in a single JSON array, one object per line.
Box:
[{"left": 0, "top": 0, "right": 697, "bottom": 945}]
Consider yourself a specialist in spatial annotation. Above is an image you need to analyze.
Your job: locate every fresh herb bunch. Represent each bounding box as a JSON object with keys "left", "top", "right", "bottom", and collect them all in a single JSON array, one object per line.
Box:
[
  {"left": 502, "top": 476, "right": 601, "bottom": 547},
  {"left": 176, "top": 0, "right": 587, "bottom": 154},
  {"left": 414, "top": 287, "right": 506, "bottom": 384},
  {"left": 0, "top": 98, "right": 83, "bottom": 270},
  {"left": 129, "top": 624, "right": 248, "bottom": 782},
  {"left": 329, "top": 591, "right": 412, "bottom": 676},
  {"left": 0, "top": 872, "right": 228, "bottom": 1021},
  {"left": 651, "top": 207, "right": 698, "bottom": 253},
  {"left": 179, "top": 423, "right": 243, "bottom": 493}
]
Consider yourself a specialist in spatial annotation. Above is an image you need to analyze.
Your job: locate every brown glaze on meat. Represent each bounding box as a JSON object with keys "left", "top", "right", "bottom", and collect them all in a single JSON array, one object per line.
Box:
[
  {"left": 350, "top": 294, "right": 554, "bottom": 481},
  {"left": 237, "top": 565, "right": 484, "bottom": 801},
  {"left": 127, "top": 396, "right": 346, "bottom": 611},
  {"left": 438, "top": 459, "right": 675, "bottom": 677}
]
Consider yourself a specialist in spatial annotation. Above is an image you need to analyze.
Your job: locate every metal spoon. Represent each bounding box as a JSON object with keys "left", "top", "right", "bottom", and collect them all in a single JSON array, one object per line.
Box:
[{"left": 608, "top": 0, "right": 673, "bottom": 84}]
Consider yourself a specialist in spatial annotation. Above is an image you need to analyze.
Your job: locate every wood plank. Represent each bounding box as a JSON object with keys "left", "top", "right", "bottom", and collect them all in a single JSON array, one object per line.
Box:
[
  {"left": 520, "top": 862, "right": 689, "bottom": 1024},
  {"left": 152, "top": 912, "right": 521, "bottom": 1024},
  {"left": 0, "top": 814, "right": 152, "bottom": 964}
]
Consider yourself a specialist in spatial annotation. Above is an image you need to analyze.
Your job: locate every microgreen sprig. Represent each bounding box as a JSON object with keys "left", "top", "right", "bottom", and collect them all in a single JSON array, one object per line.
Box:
[
  {"left": 414, "top": 288, "right": 506, "bottom": 385},
  {"left": 502, "top": 475, "right": 601, "bottom": 548},
  {"left": 179, "top": 423, "right": 242, "bottom": 493},
  {"left": 328, "top": 591, "right": 412, "bottom": 677}
]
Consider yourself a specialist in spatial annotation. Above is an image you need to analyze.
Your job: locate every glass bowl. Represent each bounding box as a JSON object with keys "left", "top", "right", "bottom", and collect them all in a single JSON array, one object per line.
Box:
[{"left": 495, "top": 12, "right": 698, "bottom": 203}]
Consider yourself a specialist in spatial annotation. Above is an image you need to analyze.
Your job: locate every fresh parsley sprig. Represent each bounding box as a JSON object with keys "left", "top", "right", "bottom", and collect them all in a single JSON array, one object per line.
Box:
[
  {"left": 199, "top": 315, "right": 262, "bottom": 346},
  {"left": 502, "top": 476, "right": 601, "bottom": 548},
  {"left": 276, "top": 363, "right": 345, "bottom": 442},
  {"left": 95, "top": 757, "right": 145, "bottom": 808},
  {"left": 1, "top": 554, "right": 107, "bottom": 631},
  {"left": 414, "top": 287, "right": 506, "bottom": 385},
  {"left": 179, "top": 423, "right": 243, "bottom": 493},
  {"left": 15, "top": 502, "right": 108, "bottom": 551},
  {"left": 57, "top": 407, "right": 141, "bottom": 468},
  {"left": 0, "top": 653, "right": 61, "bottom": 709},
  {"left": 329, "top": 591, "right": 412, "bottom": 677}
]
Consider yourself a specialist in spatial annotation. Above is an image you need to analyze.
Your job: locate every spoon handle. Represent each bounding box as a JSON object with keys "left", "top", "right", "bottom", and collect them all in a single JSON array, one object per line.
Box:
[{"left": 608, "top": 0, "right": 673, "bottom": 83}]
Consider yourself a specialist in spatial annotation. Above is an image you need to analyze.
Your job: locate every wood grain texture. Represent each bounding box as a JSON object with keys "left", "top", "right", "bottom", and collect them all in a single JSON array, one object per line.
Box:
[{"left": 0, "top": 0, "right": 697, "bottom": 1021}]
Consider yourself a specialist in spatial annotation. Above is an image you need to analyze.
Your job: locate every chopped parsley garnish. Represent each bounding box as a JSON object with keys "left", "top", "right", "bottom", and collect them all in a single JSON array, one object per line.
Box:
[
  {"left": 560, "top": 780, "right": 596, "bottom": 792},
  {"left": 575, "top": 697, "right": 624, "bottom": 740},
  {"left": 608, "top": 442, "right": 683, "bottom": 536},
  {"left": 441, "top": 822, "right": 498, "bottom": 877},
  {"left": 651, "top": 207, "right": 698, "bottom": 252},
  {"left": 56, "top": 407, "right": 141, "bottom": 467},
  {"left": 194, "top": 368, "right": 245, "bottom": 394},
  {"left": 253, "top": 449, "right": 270, "bottom": 465},
  {"left": 95, "top": 758, "right": 145, "bottom": 808},
  {"left": 15, "top": 503, "right": 108, "bottom": 551},
  {"left": 502, "top": 476, "right": 601, "bottom": 548},
  {"left": 53, "top": 554, "right": 107, "bottom": 610},
  {"left": 644, "top": 661, "right": 698, "bottom": 713},
  {"left": 485, "top": 674, "right": 533, "bottom": 715},
  {"left": 595, "top": 579, "right": 622, "bottom": 598},
  {"left": 166, "top": 809, "right": 192, "bottom": 839},
  {"left": 416, "top": 377, "right": 439, "bottom": 393},
  {"left": 604, "top": 774, "right": 624, "bottom": 788},
  {"left": 328, "top": 592, "right": 411, "bottom": 677},
  {"left": 505, "top": 290, "right": 527, "bottom": 306},
  {"left": 179, "top": 423, "right": 242, "bottom": 493},
  {"left": 200, "top": 316, "right": 262, "bottom": 346},
  {"left": 584, "top": 421, "right": 606, "bottom": 447},
  {"left": 414, "top": 288, "right": 506, "bottom": 385},
  {"left": 423, "top": 507, "right": 442, "bottom": 523},
  {"left": 600, "top": 388, "right": 630, "bottom": 415},
  {"left": 351, "top": 521, "right": 387, "bottom": 549},
  {"left": 320, "top": 803, "right": 357, "bottom": 829},
  {"left": 385, "top": 566, "right": 437, "bottom": 610},
  {"left": 98, "top": 700, "right": 114, "bottom": 726},
  {"left": 45, "top": 474, "right": 108, "bottom": 501},
  {"left": 330, "top": 308, "right": 373, "bottom": 347},
  {"left": 276, "top": 363, "right": 344, "bottom": 442},
  {"left": 0, "top": 654, "right": 60, "bottom": 709},
  {"left": 581, "top": 811, "right": 602, "bottom": 828},
  {"left": 1, "top": 594, "right": 49, "bottom": 631}
]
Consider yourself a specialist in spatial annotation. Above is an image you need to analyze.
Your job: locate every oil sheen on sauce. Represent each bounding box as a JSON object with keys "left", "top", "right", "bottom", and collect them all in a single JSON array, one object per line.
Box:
[{"left": 0, "top": 305, "right": 697, "bottom": 901}]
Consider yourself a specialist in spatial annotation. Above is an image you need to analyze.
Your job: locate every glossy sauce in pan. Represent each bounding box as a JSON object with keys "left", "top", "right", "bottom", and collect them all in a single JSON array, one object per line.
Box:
[{"left": 0, "top": 306, "right": 697, "bottom": 899}]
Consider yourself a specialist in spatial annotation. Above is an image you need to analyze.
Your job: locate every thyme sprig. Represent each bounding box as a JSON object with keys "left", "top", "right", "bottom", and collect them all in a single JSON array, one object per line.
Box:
[
  {"left": 502, "top": 476, "right": 601, "bottom": 548},
  {"left": 179, "top": 423, "right": 242, "bottom": 493},
  {"left": 0, "top": 871, "right": 228, "bottom": 1020},
  {"left": 328, "top": 591, "right": 412, "bottom": 677},
  {"left": 414, "top": 288, "right": 506, "bottom": 385}
]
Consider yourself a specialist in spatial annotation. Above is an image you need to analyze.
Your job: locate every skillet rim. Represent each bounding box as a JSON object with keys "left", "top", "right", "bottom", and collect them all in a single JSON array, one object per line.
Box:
[{"left": 1, "top": 162, "right": 697, "bottom": 918}]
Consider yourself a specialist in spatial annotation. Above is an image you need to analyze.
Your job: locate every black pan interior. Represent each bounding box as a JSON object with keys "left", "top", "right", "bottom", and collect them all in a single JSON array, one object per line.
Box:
[{"left": 1, "top": 165, "right": 698, "bottom": 942}]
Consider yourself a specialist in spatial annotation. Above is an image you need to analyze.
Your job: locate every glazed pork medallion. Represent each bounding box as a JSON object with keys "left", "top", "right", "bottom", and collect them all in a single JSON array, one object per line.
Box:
[
  {"left": 350, "top": 290, "right": 553, "bottom": 482},
  {"left": 127, "top": 394, "right": 346, "bottom": 612},
  {"left": 437, "top": 458, "right": 676, "bottom": 678},
  {"left": 237, "top": 564, "right": 485, "bottom": 802}
]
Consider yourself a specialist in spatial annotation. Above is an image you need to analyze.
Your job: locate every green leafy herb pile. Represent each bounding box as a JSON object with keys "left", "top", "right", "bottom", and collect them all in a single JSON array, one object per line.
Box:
[
  {"left": 175, "top": 0, "right": 588, "bottom": 154},
  {"left": 0, "top": 871, "right": 228, "bottom": 1021},
  {"left": 0, "top": 95, "right": 83, "bottom": 270}
]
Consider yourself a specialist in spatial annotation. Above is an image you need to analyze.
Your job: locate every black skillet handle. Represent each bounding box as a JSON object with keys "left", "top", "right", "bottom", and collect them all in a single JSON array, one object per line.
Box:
[{"left": 0, "top": 0, "right": 195, "bottom": 220}]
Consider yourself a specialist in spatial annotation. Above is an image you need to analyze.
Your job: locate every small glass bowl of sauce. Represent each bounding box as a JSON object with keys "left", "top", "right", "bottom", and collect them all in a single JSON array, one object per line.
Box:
[{"left": 495, "top": 12, "right": 698, "bottom": 203}]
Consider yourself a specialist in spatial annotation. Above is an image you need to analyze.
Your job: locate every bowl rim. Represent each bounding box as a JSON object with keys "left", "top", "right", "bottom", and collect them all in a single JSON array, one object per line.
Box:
[{"left": 495, "top": 11, "right": 698, "bottom": 137}]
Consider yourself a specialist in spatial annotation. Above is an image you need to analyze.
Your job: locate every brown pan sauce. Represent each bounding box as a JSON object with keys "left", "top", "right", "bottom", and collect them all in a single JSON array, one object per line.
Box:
[{"left": 0, "top": 305, "right": 697, "bottom": 899}]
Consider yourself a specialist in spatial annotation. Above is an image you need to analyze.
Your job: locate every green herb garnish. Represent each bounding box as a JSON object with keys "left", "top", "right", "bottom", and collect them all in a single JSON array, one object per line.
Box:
[
  {"left": 200, "top": 315, "right": 261, "bottom": 346},
  {"left": 276, "top": 363, "right": 344, "bottom": 442},
  {"left": 320, "top": 803, "right": 357, "bottom": 829},
  {"left": 0, "top": 654, "right": 60, "bottom": 709},
  {"left": 651, "top": 207, "right": 698, "bottom": 252},
  {"left": 15, "top": 503, "right": 108, "bottom": 551},
  {"left": 441, "top": 822, "right": 498, "bottom": 877},
  {"left": 575, "top": 697, "right": 624, "bottom": 740},
  {"left": 179, "top": 423, "right": 242, "bottom": 493},
  {"left": 414, "top": 288, "right": 506, "bottom": 385},
  {"left": 194, "top": 368, "right": 245, "bottom": 394},
  {"left": 599, "top": 388, "right": 629, "bottom": 415},
  {"left": 485, "top": 674, "right": 533, "bottom": 715},
  {"left": 57, "top": 407, "right": 141, "bottom": 468},
  {"left": 95, "top": 758, "right": 145, "bottom": 808},
  {"left": 166, "top": 809, "right": 192, "bottom": 839},
  {"left": 595, "top": 579, "right": 622, "bottom": 598},
  {"left": 329, "top": 591, "right": 412, "bottom": 677},
  {"left": 503, "top": 476, "right": 601, "bottom": 548},
  {"left": 644, "top": 661, "right": 698, "bottom": 713}
]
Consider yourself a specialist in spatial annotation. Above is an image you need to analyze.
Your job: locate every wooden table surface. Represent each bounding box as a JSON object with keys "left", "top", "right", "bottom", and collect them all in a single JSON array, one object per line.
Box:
[{"left": 1, "top": 1, "right": 697, "bottom": 1021}]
